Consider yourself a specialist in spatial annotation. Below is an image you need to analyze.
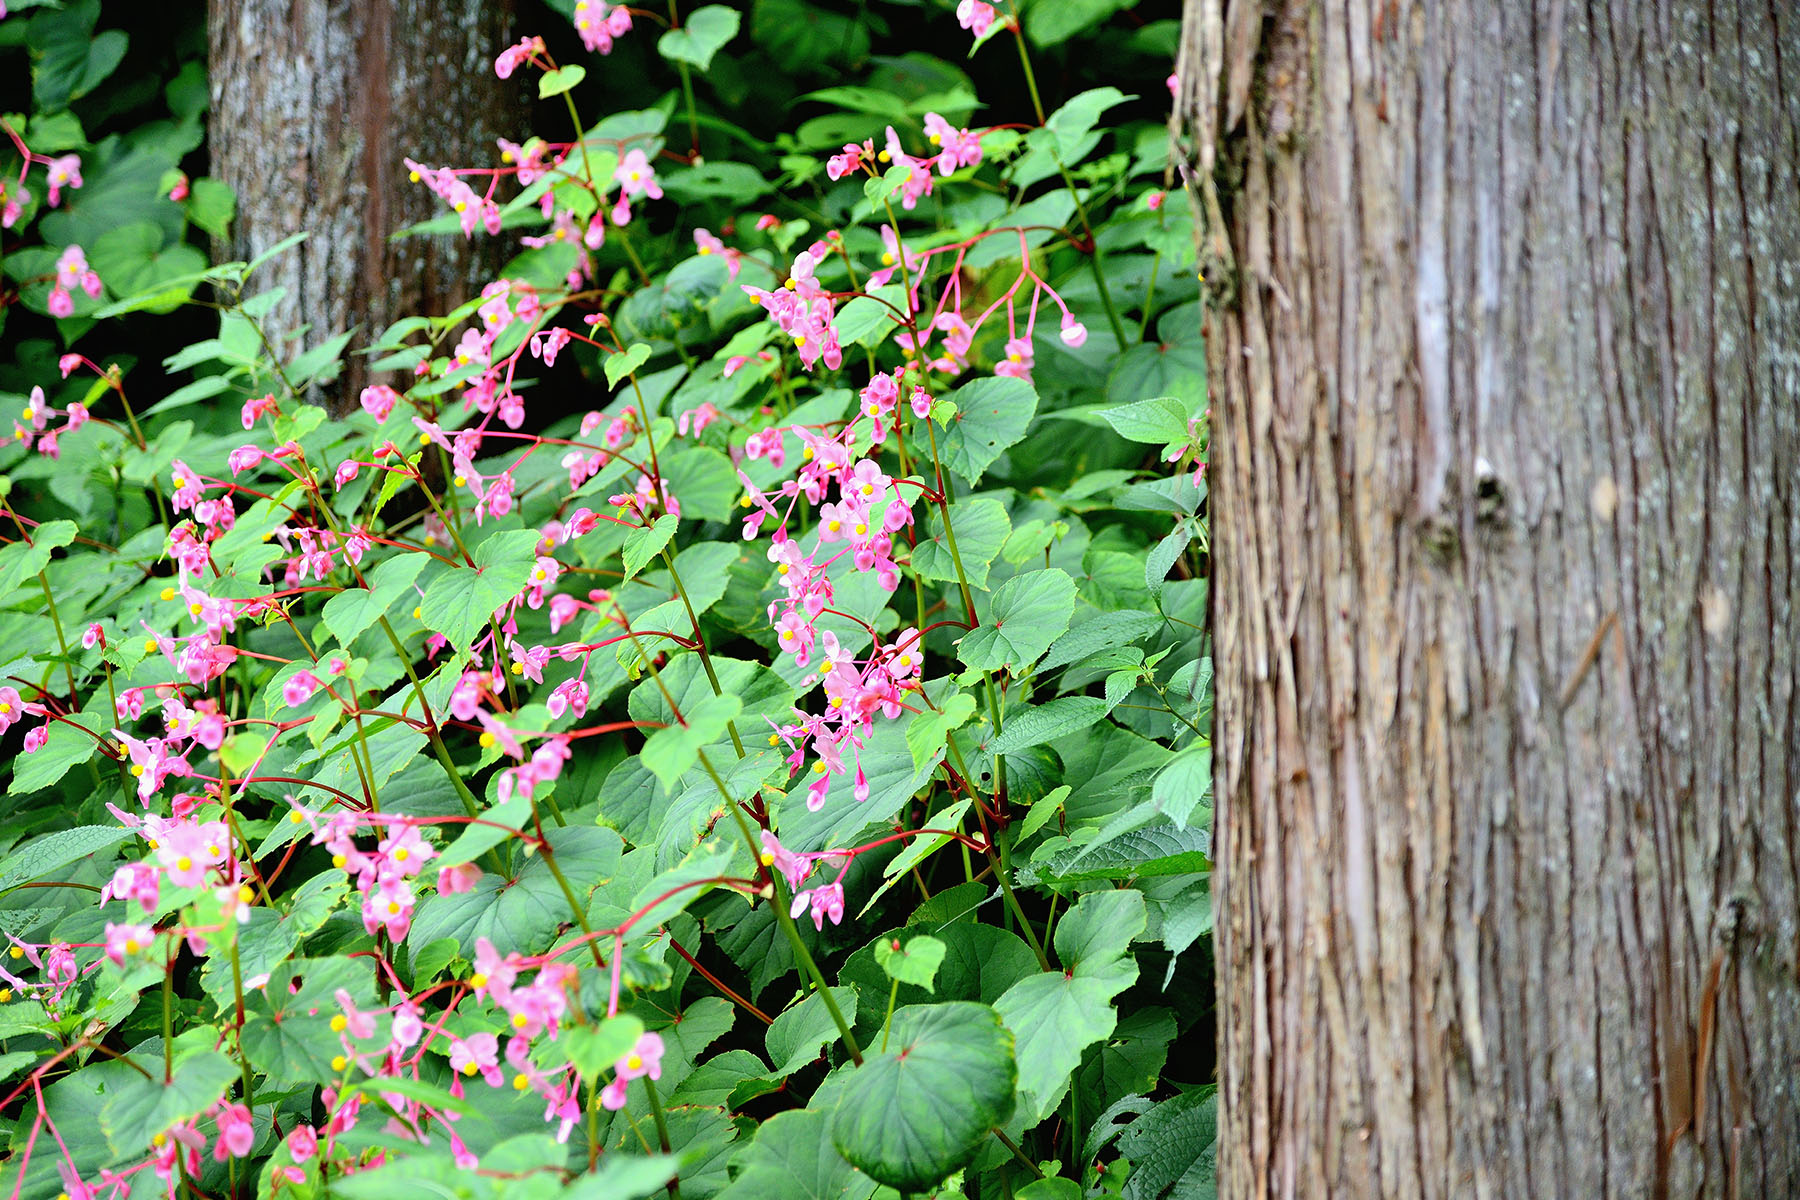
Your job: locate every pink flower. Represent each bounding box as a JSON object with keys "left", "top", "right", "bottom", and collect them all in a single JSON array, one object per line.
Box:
[
  {"left": 103, "top": 922, "right": 154, "bottom": 966},
  {"left": 957, "top": 0, "right": 997, "bottom": 36},
  {"left": 282, "top": 672, "right": 319, "bottom": 708},
  {"left": 21, "top": 724, "right": 48, "bottom": 753},
  {"left": 45, "top": 155, "right": 82, "bottom": 206},
  {"left": 574, "top": 0, "right": 630, "bottom": 53},
  {"left": 437, "top": 862, "right": 483, "bottom": 895},
  {"left": 240, "top": 393, "right": 278, "bottom": 428},
  {"left": 614, "top": 148, "right": 663, "bottom": 201},
  {"left": 494, "top": 35, "right": 545, "bottom": 79},
  {"left": 759, "top": 831, "right": 812, "bottom": 892},
  {"left": 1060, "top": 314, "right": 1089, "bottom": 348},
  {"left": 791, "top": 880, "right": 845, "bottom": 930},
  {"left": 359, "top": 384, "right": 400, "bottom": 421},
  {"left": 213, "top": 1103, "right": 254, "bottom": 1160},
  {"left": 362, "top": 876, "right": 414, "bottom": 940},
  {"left": 287, "top": 1125, "right": 318, "bottom": 1164},
  {"left": 227, "top": 445, "right": 263, "bottom": 474},
  {"left": 377, "top": 824, "right": 435, "bottom": 878},
  {"left": 600, "top": 1032, "right": 665, "bottom": 1110},
  {"left": 994, "top": 336, "right": 1035, "bottom": 380},
  {"left": 0, "top": 686, "right": 21, "bottom": 732},
  {"left": 169, "top": 460, "right": 202, "bottom": 512},
  {"left": 58, "top": 354, "right": 82, "bottom": 377},
  {"left": 450, "top": 1032, "right": 503, "bottom": 1086}
]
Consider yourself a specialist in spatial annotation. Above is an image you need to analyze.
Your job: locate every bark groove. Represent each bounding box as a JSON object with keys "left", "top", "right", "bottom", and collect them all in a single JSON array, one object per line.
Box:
[
  {"left": 1178, "top": 0, "right": 1800, "bottom": 1195},
  {"left": 208, "top": 0, "right": 523, "bottom": 405}
]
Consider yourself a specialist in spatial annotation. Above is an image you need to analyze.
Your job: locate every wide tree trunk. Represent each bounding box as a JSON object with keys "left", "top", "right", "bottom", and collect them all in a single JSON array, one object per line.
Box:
[
  {"left": 1175, "top": 0, "right": 1800, "bottom": 1195},
  {"left": 209, "top": 0, "right": 524, "bottom": 405}
]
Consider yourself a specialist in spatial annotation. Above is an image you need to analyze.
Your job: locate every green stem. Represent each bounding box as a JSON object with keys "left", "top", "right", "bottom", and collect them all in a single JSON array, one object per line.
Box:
[
  {"left": 881, "top": 977, "right": 900, "bottom": 1053},
  {"left": 644, "top": 1080, "right": 682, "bottom": 1200},
  {"left": 702, "top": 748, "right": 865, "bottom": 1066},
  {"left": 378, "top": 616, "right": 507, "bottom": 876},
  {"left": 662, "top": 548, "right": 745, "bottom": 758},
  {"left": 993, "top": 1127, "right": 1045, "bottom": 1179},
  {"left": 534, "top": 797, "right": 606, "bottom": 969},
  {"left": 946, "top": 736, "right": 1048, "bottom": 970}
]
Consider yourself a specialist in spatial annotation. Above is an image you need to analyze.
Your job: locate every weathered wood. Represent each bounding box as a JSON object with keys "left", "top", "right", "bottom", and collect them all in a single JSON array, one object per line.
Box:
[
  {"left": 209, "top": 0, "right": 524, "bottom": 405},
  {"left": 1177, "top": 0, "right": 1800, "bottom": 1194}
]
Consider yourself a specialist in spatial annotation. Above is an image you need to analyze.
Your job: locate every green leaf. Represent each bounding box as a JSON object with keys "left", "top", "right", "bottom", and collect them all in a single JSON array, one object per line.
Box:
[
  {"left": 1147, "top": 521, "right": 1193, "bottom": 594},
  {"left": 0, "top": 825, "right": 131, "bottom": 894},
  {"left": 911, "top": 498, "right": 1010, "bottom": 589},
  {"left": 560, "top": 1154, "right": 685, "bottom": 1200},
  {"left": 828, "top": 1002, "right": 1018, "bottom": 1191},
  {"left": 1023, "top": 0, "right": 1134, "bottom": 46},
  {"left": 640, "top": 692, "right": 743, "bottom": 788},
  {"left": 658, "top": 5, "right": 741, "bottom": 70},
  {"left": 905, "top": 691, "right": 976, "bottom": 774},
  {"left": 937, "top": 376, "right": 1038, "bottom": 487},
  {"left": 860, "top": 798, "right": 971, "bottom": 918},
  {"left": 563, "top": 1016, "right": 646, "bottom": 1085},
  {"left": 605, "top": 341, "right": 652, "bottom": 388},
  {"left": 1042, "top": 87, "right": 1132, "bottom": 161},
  {"left": 319, "top": 552, "right": 429, "bottom": 648},
  {"left": 874, "top": 935, "right": 945, "bottom": 992},
  {"left": 100, "top": 1049, "right": 237, "bottom": 1154},
  {"left": 1016, "top": 1180, "right": 1085, "bottom": 1200},
  {"left": 1026, "top": 823, "right": 1212, "bottom": 885},
  {"left": 1153, "top": 742, "right": 1211, "bottom": 829},
  {"left": 538, "top": 64, "right": 587, "bottom": 98},
  {"left": 1108, "top": 339, "right": 1205, "bottom": 416},
  {"left": 994, "top": 890, "right": 1146, "bottom": 1122},
  {"left": 1098, "top": 394, "right": 1194, "bottom": 448},
  {"left": 989, "top": 696, "right": 1111, "bottom": 756},
  {"left": 766, "top": 985, "right": 858, "bottom": 1078},
  {"left": 1038, "top": 610, "right": 1165, "bottom": 675},
  {"left": 345, "top": 1073, "right": 476, "bottom": 1118},
  {"left": 0, "top": 519, "right": 75, "bottom": 598},
  {"left": 957, "top": 569, "right": 1077, "bottom": 675},
  {"left": 418, "top": 529, "right": 541, "bottom": 652},
  {"left": 621, "top": 514, "right": 679, "bottom": 584},
  {"left": 714, "top": 1108, "right": 875, "bottom": 1200},
  {"left": 182, "top": 177, "right": 236, "bottom": 239},
  {"left": 1117, "top": 1089, "right": 1218, "bottom": 1200},
  {"left": 407, "top": 826, "right": 624, "bottom": 964}
]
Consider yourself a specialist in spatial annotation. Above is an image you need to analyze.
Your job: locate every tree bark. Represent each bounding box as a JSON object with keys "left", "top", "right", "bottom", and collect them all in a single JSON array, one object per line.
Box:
[
  {"left": 208, "top": 0, "right": 524, "bottom": 406},
  {"left": 1175, "top": 0, "right": 1800, "bottom": 1195}
]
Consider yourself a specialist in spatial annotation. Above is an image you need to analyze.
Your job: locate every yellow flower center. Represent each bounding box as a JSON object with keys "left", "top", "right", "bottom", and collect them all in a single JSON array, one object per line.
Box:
[
  {"left": 512, "top": 1073, "right": 530, "bottom": 1090},
  {"left": 462, "top": 1059, "right": 478, "bottom": 1075},
  {"left": 470, "top": 972, "right": 488, "bottom": 988},
  {"left": 512, "top": 1012, "right": 529, "bottom": 1029},
  {"left": 479, "top": 732, "right": 497, "bottom": 748},
  {"left": 160, "top": 586, "right": 176, "bottom": 602},
  {"left": 124, "top": 938, "right": 140, "bottom": 954},
  {"left": 331, "top": 1015, "right": 348, "bottom": 1032},
  {"left": 176, "top": 856, "right": 192, "bottom": 871},
  {"left": 332, "top": 1055, "right": 348, "bottom": 1072},
  {"left": 626, "top": 1053, "right": 643, "bottom": 1071},
  {"left": 332, "top": 853, "right": 347, "bottom": 869},
  {"left": 394, "top": 847, "right": 409, "bottom": 862}
]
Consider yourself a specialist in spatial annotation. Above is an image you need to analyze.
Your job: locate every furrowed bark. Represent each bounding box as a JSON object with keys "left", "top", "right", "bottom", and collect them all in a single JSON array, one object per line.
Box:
[
  {"left": 209, "top": 0, "right": 524, "bottom": 407},
  {"left": 1174, "top": 0, "right": 1800, "bottom": 1195}
]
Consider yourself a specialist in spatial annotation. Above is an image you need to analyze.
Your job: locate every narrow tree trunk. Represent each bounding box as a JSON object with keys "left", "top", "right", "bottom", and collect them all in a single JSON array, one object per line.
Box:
[
  {"left": 1176, "top": 0, "right": 1800, "bottom": 1195},
  {"left": 209, "top": 0, "right": 523, "bottom": 405}
]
